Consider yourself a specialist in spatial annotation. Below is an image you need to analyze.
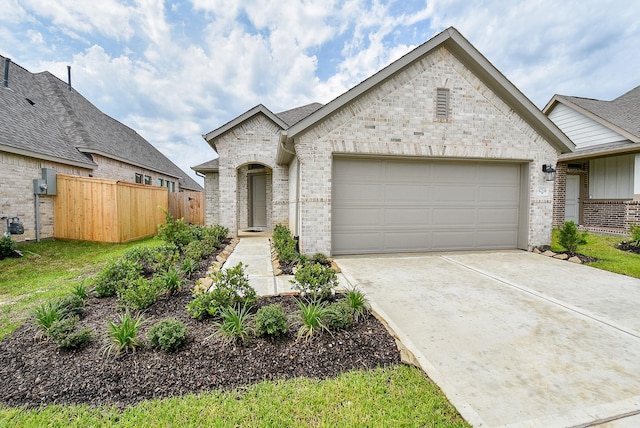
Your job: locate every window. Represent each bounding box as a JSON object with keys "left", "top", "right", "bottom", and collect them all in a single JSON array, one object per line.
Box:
[
  {"left": 169, "top": 181, "right": 176, "bottom": 192},
  {"left": 135, "top": 173, "right": 143, "bottom": 184},
  {"left": 144, "top": 175, "right": 151, "bottom": 185},
  {"left": 436, "top": 88, "right": 450, "bottom": 120},
  {"left": 157, "top": 178, "right": 164, "bottom": 186}
]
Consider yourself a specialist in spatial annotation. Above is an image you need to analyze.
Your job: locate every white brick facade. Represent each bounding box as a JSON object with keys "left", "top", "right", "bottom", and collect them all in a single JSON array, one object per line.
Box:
[
  {"left": 209, "top": 114, "right": 289, "bottom": 236},
  {"left": 293, "top": 47, "right": 557, "bottom": 254}
]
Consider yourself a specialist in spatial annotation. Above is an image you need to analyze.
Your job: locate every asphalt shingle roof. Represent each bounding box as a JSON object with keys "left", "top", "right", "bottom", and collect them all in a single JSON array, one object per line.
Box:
[
  {"left": 561, "top": 85, "right": 640, "bottom": 139},
  {"left": 275, "top": 102, "right": 323, "bottom": 126},
  {"left": 1, "top": 55, "right": 202, "bottom": 191}
]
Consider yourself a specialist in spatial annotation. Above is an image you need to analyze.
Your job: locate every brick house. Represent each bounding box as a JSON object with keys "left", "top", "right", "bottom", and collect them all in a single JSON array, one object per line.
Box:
[
  {"left": 544, "top": 85, "right": 640, "bottom": 234},
  {"left": 0, "top": 55, "right": 202, "bottom": 241},
  {"left": 194, "top": 27, "right": 573, "bottom": 256}
]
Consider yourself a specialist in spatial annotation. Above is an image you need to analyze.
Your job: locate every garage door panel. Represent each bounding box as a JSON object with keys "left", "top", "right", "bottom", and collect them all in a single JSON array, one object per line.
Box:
[
  {"left": 333, "top": 207, "right": 382, "bottom": 227},
  {"left": 384, "top": 208, "right": 432, "bottom": 225},
  {"left": 332, "top": 158, "right": 522, "bottom": 254},
  {"left": 383, "top": 231, "right": 431, "bottom": 251},
  {"left": 333, "top": 183, "right": 381, "bottom": 202}
]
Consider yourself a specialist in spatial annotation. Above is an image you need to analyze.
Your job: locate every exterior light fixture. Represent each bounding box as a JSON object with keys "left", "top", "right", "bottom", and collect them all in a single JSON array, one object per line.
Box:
[{"left": 542, "top": 164, "right": 556, "bottom": 181}]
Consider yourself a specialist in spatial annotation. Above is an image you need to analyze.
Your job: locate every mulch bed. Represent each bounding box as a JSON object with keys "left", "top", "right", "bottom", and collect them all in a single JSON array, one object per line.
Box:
[
  {"left": 616, "top": 241, "right": 640, "bottom": 255},
  {"left": 0, "top": 283, "right": 401, "bottom": 409}
]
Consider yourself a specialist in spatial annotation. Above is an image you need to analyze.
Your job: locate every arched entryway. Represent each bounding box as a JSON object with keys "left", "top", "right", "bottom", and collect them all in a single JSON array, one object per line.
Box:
[{"left": 237, "top": 163, "right": 272, "bottom": 232}]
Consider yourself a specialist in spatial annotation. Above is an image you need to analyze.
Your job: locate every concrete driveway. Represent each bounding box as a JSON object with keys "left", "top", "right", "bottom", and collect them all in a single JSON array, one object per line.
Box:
[{"left": 335, "top": 251, "right": 640, "bottom": 428}]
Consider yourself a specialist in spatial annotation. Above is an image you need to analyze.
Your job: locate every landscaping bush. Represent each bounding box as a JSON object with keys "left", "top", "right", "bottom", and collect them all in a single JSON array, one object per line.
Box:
[
  {"left": 147, "top": 318, "right": 187, "bottom": 352},
  {"left": 311, "top": 252, "right": 331, "bottom": 267},
  {"left": 558, "top": 221, "right": 588, "bottom": 254},
  {"left": 48, "top": 316, "right": 93, "bottom": 349},
  {"left": 186, "top": 291, "right": 218, "bottom": 320},
  {"left": 630, "top": 223, "right": 640, "bottom": 245},
  {"left": 295, "top": 299, "right": 330, "bottom": 342},
  {"left": 183, "top": 240, "right": 208, "bottom": 263},
  {"left": 123, "top": 245, "right": 179, "bottom": 275},
  {"left": 0, "top": 235, "right": 16, "bottom": 259},
  {"left": 157, "top": 266, "right": 183, "bottom": 293},
  {"left": 94, "top": 258, "right": 143, "bottom": 297},
  {"left": 273, "top": 224, "right": 298, "bottom": 264},
  {"left": 213, "top": 304, "right": 253, "bottom": 346},
  {"left": 291, "top": 262, "right": 339, "bottom": 301},
  {"left": 254, "top": 304, "right": 289, "bottom": 338},
  {"left": 325, "top": 299, "right": 354, "bottom": 330},
  {"left": 32, "top": 300, "right": 65, "bottom": 335},
  {"left": 103, "top": 311, "right": 146, "bottom": 357},
  {"left": 181, "top": 258, "right": 200, "bottom": 279},
  {"left": 117, "top": 277, "right": 163, "bottom": 310},
  {"left": 204, "top": 224, "right": 229, "bottom": 245},
  {"left": 157, "top": 209, "right": 205, "bottom": 250}
]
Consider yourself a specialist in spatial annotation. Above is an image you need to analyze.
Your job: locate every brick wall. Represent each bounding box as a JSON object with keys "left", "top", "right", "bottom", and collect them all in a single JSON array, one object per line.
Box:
[
  {"left": 294, "top": 46, "right": 559, "bottom": 255},
  {"left": 203, "top": 173, "right": 219, "bottom": 226},
  {"left": 552, "top": 163, "right": 567, "bottom": 226},
  {"left": 0, "top": 152, "right": 91, "bottom": 241},
  {"left": 583, "top": 200, "right": 626, "bottom": 228}
]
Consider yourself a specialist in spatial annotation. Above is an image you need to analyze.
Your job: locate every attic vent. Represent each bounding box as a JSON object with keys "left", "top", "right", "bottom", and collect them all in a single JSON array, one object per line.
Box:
[
  {"left": 25, "top": 98, "right": 35, "bottom": 106},
  {"left": 436, "top": 88, "right": 450, "bottom": 120}
]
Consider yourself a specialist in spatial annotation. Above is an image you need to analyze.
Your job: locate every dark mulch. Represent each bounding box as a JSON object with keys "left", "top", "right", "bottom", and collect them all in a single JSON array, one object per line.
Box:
[
  {"left": 0, "top": 288, "right": 401, "bottom": 409},
  {"left": 617, "top": 241, "right": 640, "bottom": 255}
]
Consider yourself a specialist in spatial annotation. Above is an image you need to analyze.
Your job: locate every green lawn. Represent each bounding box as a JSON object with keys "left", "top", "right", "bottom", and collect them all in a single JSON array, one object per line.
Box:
[
  {"left": 0, "top": 238, "right": 469, "bottom": 427},
  {"left": 551, "top": 229, "right": 640, "bottom": 278}
]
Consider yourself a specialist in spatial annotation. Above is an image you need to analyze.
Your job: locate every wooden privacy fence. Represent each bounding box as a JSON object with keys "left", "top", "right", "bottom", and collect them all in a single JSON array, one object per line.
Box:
[
  {"left": 54, "top": 174, "right": 168, "bottom": 243},
  {"left": 168, "top": 191, "right": 204, "bottom": 225}
]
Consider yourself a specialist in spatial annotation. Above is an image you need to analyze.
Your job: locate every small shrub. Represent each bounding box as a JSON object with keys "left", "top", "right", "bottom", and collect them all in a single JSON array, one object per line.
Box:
[
  {"left": 123, "top": 245, "right": 179, "bottom": 274},
  {"left": 325, "top": 299, "right": 355, "bottom": 330},
  {"left": 213, "top": 304, "right": 253, "bottom": 346},
  {"left": 147, "top": 318, "right": 187, "bottom": 352},
  {"left": 209, "top": 262, "right": 257, "bottom": 308},
  {"left": 205, "top": 224, "right": 229, "bottom": 245},
  {"left": 311, "top": 252, "right": 331, "bottom": 267},
  {"left": 158, "top": 267, "right": 183, "bottom": 293},
  {"left": 296, "top": 299, "right": 330, "bottom": 342},
  {"left": 157, "top": 209, "right": 195, "bottom": 249},
  {"left": 186, "top": 291, "right": 218, "bottom": 320},
  {"left": 72, "top": 282, "right": 89, "bottom": 300},
  {"left": 291, "top": 262, "right": 339, "bottom": 301},
  {"left": 48, "top": 316, "right": 93, "bottom": 349},
  {"left": 0, "top": 235, "right": 16, "bottom": 259},
  {"left": 558, "top": 221, "right": 588, "bottom": 254},
  {"left": 94, "top": 258, "right": 142, "bottom": 297},
  {"left": 254, "top": 304, "right": 289, "bottom": 338},
  {"left": 344, "top": 286, "right": 371, "bottom": 321},
  {"left": 273, "top": 224, "right": 298, "bottom": 264},
  {"left": 32, "top": 301, "right": 64, "bottom": 335},
  {"left": 103, "top": 311, "right": 146, "bottom": 357},
  {"left": 117, "top": 277, "right": 163, "bottom": 310},
  {"left": 630, "top": 223, "right": 640, "bottom": 245},
  {"left": 54, "top": 294, "right": 85, "bottom": 317},
  {"left": 183, "top": 240, "right": 207, "bottom": 262}
]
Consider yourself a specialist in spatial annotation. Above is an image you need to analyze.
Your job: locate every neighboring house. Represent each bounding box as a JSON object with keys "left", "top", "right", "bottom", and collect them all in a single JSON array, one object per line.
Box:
[
  {"left": 544, "top": 85, "right": 640, "bottom": 233},
  {"left": 194, "top": 27, "right": 573, "bottom": 256},
  {"left": 0, "top": 55, "right": 202, "bottom": 241}
]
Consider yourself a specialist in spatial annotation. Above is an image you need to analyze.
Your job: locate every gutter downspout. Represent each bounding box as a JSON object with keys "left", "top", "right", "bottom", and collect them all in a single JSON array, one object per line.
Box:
[{"left": 34, "top": 193, "right": 40, "bottom": 242}]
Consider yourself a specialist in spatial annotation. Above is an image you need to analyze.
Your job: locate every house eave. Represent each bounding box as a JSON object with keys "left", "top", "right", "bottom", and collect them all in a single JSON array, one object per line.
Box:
[
  {"left": 77, "top": 147, "right": 182, "bottom": 180},
  {"left": 559, "top": 143, "right": 640, "bottom": 162},
  {"left": 0, "top": 143, "right": 97, "bottom": 169}
]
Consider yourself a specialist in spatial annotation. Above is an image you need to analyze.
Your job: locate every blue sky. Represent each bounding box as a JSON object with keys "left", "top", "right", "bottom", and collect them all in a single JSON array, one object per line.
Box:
[{"left": 2, "top": 0, "right": 639, "bottom": 185}]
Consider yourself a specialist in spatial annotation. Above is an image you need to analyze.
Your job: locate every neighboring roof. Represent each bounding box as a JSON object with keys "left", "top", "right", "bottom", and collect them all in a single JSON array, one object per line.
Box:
[
  {"left": 543, "top": 86, "right": 640, "bottom": 144},
  {"left": 0, "top": 55, "right": 202, "bottom": 192},
  {"left": 278, "top": 26, "right": 574, "bottom": 164},
  {"left": 192, "top": 158, "right": 219, "bottom": 172}
]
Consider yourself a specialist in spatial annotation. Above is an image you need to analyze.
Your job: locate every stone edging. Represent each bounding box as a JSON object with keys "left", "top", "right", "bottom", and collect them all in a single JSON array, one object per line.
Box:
[
  {"left": 532, "top": 248, "right": 583, "bottom": 264},
  {"left": 193, "top": 238, "right": 240, "bottom": 294}
]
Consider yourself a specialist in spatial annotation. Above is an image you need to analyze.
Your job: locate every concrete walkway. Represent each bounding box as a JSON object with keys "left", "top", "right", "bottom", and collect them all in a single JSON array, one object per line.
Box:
[{"left": 335, "top": 251, "right": 640, "bottom": 428}]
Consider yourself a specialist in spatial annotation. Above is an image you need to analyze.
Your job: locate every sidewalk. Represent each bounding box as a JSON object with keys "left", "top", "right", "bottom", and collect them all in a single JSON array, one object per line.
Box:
[{"left": 220, "top": 236, "right": 350, "bottom": 296}]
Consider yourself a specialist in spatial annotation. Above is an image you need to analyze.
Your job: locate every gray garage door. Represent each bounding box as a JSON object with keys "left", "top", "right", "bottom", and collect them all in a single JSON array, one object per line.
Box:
[{"left": 332, "top": 158, "right": 523, "bottom": 255}]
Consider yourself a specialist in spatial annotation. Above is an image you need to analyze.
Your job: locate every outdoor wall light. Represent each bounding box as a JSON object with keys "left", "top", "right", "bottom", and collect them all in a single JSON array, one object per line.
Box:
[{"left": 542, "top": 164, "right": 556, "bottom": 181}]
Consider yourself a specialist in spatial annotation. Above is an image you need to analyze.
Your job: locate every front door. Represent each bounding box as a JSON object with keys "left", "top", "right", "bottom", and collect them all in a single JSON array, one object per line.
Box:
[
  {"left": 250, "top": 174, "right": 267, "bottom": 228},
  {"left": 565, "top": 175, "right": 580, "bottom": 223}
]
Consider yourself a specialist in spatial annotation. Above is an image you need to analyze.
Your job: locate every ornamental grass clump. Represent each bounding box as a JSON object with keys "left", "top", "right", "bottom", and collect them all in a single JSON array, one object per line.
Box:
[
  {"left": 344, "top": 286, "right": 371, "bottom": 321},
  {"left": 213, "top": 304, "right": 253, "bottom": 346},
  {"left": 32, "top": 300, "right": 65, "bottom": 336},
  {"left": 103, "top": 311, "right": 146, "bottom": 357},
  {"left": 295, "top": 299, "right": 330, "bottom": 342}
]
